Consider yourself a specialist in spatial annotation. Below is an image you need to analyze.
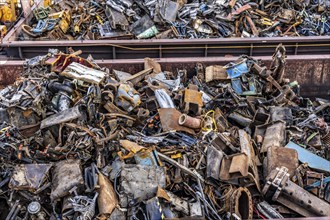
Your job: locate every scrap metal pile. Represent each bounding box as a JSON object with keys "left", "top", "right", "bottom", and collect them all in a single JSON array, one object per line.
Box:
[
  {"left": 20, "top": 0, "right": 330, "bottom": 40},
  {"left": 0, "top": 45, "right": 330, "bottom": 220}
]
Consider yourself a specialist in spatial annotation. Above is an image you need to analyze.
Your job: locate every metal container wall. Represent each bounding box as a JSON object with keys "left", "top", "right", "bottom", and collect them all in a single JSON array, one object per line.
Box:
[
  {"left": 2, "top": 13, "right": 330, "bottom": 59},
  {"left": 1, "top": 55, "right": 329, "bottom": 98}
]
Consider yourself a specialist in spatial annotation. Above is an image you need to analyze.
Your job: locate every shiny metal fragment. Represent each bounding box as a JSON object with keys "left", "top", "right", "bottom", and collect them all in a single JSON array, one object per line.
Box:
[
  {"left": 61, "top": 62, "right": 106, "bottom": 84},
  {"left": 155, "top": 89, "right": 175, "bottom": 108}
]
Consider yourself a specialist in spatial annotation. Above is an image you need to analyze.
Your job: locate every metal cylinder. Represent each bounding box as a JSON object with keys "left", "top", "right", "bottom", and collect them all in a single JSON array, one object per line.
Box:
[
  {"left": 178, "top": 114, "right": 201, "bottom": 129},
  {"left": 47, "top": 81, "right": 74, "bottom": 95},
  {"left": 228, "top": 112, "right": 252, "bottom": 127}
]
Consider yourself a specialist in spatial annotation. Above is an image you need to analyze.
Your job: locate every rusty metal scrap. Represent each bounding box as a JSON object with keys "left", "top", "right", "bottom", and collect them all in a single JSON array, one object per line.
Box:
[{"left": 0, "top": 46, "right": 329, "bottom": 219}]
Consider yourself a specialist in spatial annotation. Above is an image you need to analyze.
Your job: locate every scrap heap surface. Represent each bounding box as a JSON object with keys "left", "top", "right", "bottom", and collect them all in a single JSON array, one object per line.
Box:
[
  {"left": 0, "top": 45, "right": 330, "bottom": 220},
  {"left": 20, "top": 0, "right": 330, "bottom": 40}
]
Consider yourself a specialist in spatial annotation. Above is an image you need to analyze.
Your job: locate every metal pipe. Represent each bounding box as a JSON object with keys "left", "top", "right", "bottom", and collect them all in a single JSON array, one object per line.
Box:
[{"left": 178, "top": 114, "right": 201, "bottom": 129}]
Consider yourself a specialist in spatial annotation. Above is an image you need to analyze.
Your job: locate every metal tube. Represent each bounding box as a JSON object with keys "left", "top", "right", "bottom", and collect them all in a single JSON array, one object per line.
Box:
[{"left": 178, "top": 114, "right": 201, "bottom": 129}]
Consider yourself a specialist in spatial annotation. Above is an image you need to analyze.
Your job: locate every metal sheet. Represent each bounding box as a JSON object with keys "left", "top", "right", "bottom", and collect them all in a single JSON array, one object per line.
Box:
[
  {"left": 9, "top": 164, "right": 52, "bottom": 190},
  {"left": 261, "top": 121, "right": 286, "bottom": 153},
  {"left": 206, "top": 145, "right": 224, "bottom": 180},
  {"left": 220, "top": 153, "right": 249, "bottom": 180},
  {"left": 120, "top": 164, "right": 166, "bottom": 205},
  {"left": 286, "top": 141, "right": 330, "bottom": 173},
  {"left": 40, "top": 105, "right": 83, "bottom": 129},
  {"left": 51, "top": 159, "right": 84, "bottom": 201},
  {"left": 265, "top": 146, "right": 298, "bottom": 177}
]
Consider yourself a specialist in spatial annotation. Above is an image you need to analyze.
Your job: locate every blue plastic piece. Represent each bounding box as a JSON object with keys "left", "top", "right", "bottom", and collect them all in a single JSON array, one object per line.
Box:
[
  {"left": 231, "top": 78, "right": 243, "bottom": 94},
  {"left": 286, "top": 141, "right": 330, "bottom": 173},
  {"left": 225, "top": 60, "right": 249, "bottom": 79}
]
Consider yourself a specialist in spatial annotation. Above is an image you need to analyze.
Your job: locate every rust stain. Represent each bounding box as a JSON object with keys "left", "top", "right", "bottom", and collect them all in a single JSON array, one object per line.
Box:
[{"left": 0, "top": 64, "right": 23, "bottom": 86}]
